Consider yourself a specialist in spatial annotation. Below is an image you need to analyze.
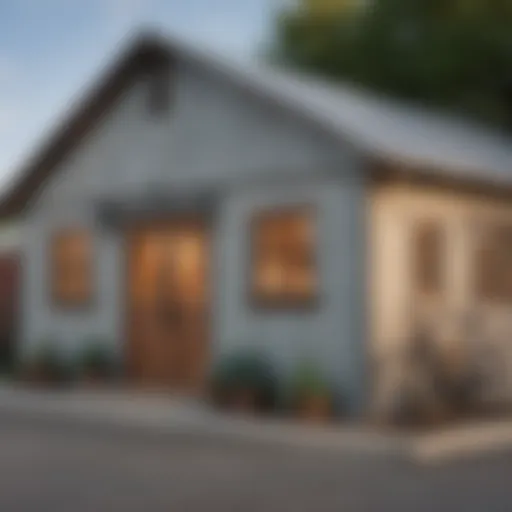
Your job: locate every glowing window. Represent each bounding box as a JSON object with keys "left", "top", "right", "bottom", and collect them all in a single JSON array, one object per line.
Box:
[
  {"left": 412, "top": 221, "right": 444, "bottom": 295},
  {"left": 476, "top": 223, "right": 512, "bottom": 302},
  {"left": 51, "top": 230, "right": 93, "bottom": 307},
  {"left": 252, "top": 208, "right": 317, "bottom": 307}
]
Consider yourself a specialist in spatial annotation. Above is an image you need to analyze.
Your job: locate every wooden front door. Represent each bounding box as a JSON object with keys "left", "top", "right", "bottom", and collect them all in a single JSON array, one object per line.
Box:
[{"left": 127, "top": 219, "right": 210, "bottom": 391}]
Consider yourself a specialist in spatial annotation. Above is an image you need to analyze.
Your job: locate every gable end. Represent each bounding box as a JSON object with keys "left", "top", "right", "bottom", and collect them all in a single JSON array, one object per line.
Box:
[{"left": 0, "top": 37, "right": 174, "bottom": 219}]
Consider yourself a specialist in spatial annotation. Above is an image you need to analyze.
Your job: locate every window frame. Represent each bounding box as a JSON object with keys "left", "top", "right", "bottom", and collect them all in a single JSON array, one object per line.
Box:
[
  {"left": 249, "top": 205, "right": 319, "bottom": 310},
  {"left": 474, "top": 220, "right": 512, "bottom": 303},
  {"left": 411, "top": 218, "right": 445, "bottom": 297},
  {"left": 50, "top": 228, "right": 94, "bottom": 310}
]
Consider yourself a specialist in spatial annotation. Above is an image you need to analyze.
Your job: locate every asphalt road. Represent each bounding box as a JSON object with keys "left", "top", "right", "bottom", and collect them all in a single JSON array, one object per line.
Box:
[{"left": 0, "top": 417, "right": 511, "bottom": 512}]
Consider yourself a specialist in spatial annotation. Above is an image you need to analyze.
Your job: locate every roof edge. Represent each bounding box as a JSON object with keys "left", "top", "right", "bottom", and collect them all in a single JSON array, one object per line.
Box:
[{"left": 0, "top": 34, "right": 174, "bottom": 219}]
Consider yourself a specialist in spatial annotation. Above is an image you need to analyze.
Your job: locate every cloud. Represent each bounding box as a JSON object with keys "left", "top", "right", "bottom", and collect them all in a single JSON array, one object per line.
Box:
[
  {"left": 156, "top": 0, "right": 272, "bottom": 59},
  {"left": 0, "top": 105, "right": 16, "bottom": 134},
  {"left": 104, "top": 0, "right": 146, "bottom": 21},
  {"left": 101, "top": 0, "right": 160, "bottom": 32},
  {"left": 0, "top": 57, "right": 18, "bottom": 86},
  {"left": 0, "top": 56, "right": 22, "bottom": 138}
]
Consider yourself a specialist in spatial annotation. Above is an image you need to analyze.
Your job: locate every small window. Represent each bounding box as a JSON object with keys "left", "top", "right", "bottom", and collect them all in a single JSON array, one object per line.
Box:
[
  {"left": 251, "top": 208, "right": 317, "bottom": 307},
  {"left": 476, "top": 223, "right": 512, "bottom": 302},
  {"left": 51, "top": 230, "right": 93, "bottom": 307},
  {"left": 412, "top": 220, "right": 444, "bottom": 295}
]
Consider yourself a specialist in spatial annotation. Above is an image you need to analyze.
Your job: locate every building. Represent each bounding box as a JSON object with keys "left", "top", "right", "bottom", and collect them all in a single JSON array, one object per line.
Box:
[{"left": 2, "top": 34, "right": 512, "bottom": 415}]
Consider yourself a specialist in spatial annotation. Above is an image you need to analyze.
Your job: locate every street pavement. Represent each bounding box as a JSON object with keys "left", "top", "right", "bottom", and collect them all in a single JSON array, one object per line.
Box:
[{"left": 0, "top": 415, "right": 511, "bottom": 511}]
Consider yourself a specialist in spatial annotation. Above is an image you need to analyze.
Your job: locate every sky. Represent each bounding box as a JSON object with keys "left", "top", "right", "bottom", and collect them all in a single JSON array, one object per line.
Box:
[{"left": 0, "top": 0, "right": 277, "bottom": 190}]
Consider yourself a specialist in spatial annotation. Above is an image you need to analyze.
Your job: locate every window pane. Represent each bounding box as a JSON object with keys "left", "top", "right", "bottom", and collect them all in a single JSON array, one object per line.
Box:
[
  {"left": 252, "top": 208, "right": 316, "bottom": 305},
  {"left": 412, "top": 221, "right": 444, "bottom": 295},
  {"left": 52, "top": 230, "right": 92, "bottom": 306},
  {"left": 476, "top": 223, "right": 512, "bottom": 301}
]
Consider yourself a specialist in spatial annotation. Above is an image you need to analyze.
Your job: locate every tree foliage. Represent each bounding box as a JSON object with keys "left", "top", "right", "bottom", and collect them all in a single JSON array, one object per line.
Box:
[{"left": 272, "top": 0, "right": 512, "bottom": 128}]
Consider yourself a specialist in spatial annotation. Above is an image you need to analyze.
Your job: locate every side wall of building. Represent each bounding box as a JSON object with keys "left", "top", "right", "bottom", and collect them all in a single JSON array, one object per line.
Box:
[
  {"left": 0, "top": 223, "right": 20, "bottom": 252},
  {"left": 370, "top": 181, "right": 512, "bottom": 414}
]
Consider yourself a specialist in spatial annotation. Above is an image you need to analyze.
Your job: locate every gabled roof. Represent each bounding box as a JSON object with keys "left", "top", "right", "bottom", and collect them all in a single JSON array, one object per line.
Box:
[
  {"left": 0, "top": 36, "right": 173, "bottom": 218},
  {"left": 2, "top": 32, "right": 512, "bottom": 218},
  {"left": 251, "top": 68, "right": 512, "bottom": 180}
]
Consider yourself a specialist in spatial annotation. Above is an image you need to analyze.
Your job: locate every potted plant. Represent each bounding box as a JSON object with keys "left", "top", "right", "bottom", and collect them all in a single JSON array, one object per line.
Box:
[
  {"left": 78, "top": 339, "right": 117, "bottom": 385},
  {"left": 0, "top": 333, "right": 14, "bottom": 379},
  {"left": 289, "top": 359, "right": 333, "bottom": 422},
  {"left": 211, "top": 350, "right": 279, "bottom": 414}
]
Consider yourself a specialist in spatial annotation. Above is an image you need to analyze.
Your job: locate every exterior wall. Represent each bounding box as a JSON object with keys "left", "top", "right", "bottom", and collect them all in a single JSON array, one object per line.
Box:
[
  {"left": 19, "top": 58, "right": 366, "bottom": 411},
  {"left": 215, "top": 175, "right": 367, "bottom": 412},
  {"left": 35, "top": 61, "right": 344, "bottom": 206},
  {"left": 0, "top": 222, "right": 20, "bottom": 371},
  {"left": 0, "top": 223, "right": 20, "bottom": 252},
  {"left": 370, "top": 181, "right": 512, "bottom": 414},
  {"left": 21, "top": 206, "right": 123, "bottom": 357}
]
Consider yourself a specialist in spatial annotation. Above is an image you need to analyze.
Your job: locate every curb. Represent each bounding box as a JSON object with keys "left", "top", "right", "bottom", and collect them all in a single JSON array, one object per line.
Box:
[
  {"left": 0, "top": 387, "right": 408, "bottom": 460},
  {"left": 2, "top": 387, "right": 511, "bottom": 463},
  {"left": 410, "top": 421, "right": 512, "bottom": 464}
]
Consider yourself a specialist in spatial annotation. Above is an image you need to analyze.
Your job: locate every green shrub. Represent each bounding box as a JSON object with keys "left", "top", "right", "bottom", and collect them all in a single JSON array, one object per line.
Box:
[
  {"left": 25, "top": 339, "right": 74, "bottom": 386},
  {"left": 79, "top": 339, "right": 117, "bottom": 381},
  {"left": 211, "top": 350, "right": 279, "bottom": 411},
  {"left": 0, "top": 334, "right": 15, "bottom": 377},
  {"left": 288, "top": 359, "right": 331, "bottom": 406}
]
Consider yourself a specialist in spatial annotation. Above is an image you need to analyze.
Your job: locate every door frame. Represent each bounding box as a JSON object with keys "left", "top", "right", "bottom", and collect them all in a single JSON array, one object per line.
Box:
[{"left": 123, "top": 215, "right": 213, "bottom": 392}]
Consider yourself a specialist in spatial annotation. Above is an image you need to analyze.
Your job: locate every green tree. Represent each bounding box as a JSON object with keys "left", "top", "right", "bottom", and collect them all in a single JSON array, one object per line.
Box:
[{"left": 272, "top": 0, "right": 512, "bottom": 128}]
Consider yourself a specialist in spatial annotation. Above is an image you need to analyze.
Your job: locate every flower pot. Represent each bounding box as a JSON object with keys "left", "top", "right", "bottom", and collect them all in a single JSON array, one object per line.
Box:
[
  {"left": 229, "top": 388, "right": 260, "bottom": 413},
  {"left": 298, "top": 395, "right": 332, "bottom": 423},
  {"left": 80, "top": 373, "right": 106, "bottom": 389},
  {"left": 22, "top": 368, "right": 66, "bottom": 389}
]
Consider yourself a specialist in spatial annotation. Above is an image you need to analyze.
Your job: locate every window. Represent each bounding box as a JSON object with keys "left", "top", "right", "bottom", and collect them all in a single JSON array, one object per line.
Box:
[
  {"left": 251, "top": 208, "right": 317, "bottom": 307},
  {"left": 412, "top": 220, "right": 444, "bottom": 295},
  {"left": 476, "top": 223, "right": 512, "bottom": 301},
  {"left": 51, "top": 230, "right": 93, "bottom": 307}
]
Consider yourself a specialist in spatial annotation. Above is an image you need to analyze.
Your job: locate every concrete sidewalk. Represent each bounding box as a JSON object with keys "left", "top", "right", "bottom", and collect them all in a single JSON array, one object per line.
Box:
[
  {"left": 0, "top": 385, "right": 408, "bottom": 457},
  {"left": 0, "top": 385, "right": 510, "bottom": 463}
]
